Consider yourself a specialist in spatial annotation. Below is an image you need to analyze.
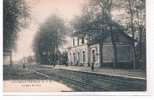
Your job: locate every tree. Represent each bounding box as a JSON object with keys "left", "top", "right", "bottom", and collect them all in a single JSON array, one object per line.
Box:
[
  {"left": 3, "top": 0, "right": 30, "bottom": 51},
  {"left": 72, "top": 0, "right": 120, "bottom": 67},
  {"left": 59, "top": 51, "right": 68, "bottom": 65},
  {"left": 33, "top": 15, "right": 66, "bottom": 65},
  {"left": 72, "top": 0, "right": 145, "bottom": 69},
  {"left": 91, "top": 0, "right": 146, "bottom": 69},
  {"left": 123, "top": 0, "right": 146, "bottom": 69},
  {"left": 93, "top": 0, "right": 118, "bottom": 67}
]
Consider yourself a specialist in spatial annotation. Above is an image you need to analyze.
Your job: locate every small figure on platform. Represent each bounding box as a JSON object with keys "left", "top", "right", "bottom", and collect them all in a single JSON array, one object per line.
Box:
[{"left": 91, "top": 62, "right": 94, "bottom": 71}]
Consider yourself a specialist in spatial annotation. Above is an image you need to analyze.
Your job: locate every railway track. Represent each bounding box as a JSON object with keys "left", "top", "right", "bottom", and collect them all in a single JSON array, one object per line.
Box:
[{"left": 32, "top": 66, "right": 146, "bottom": 91}]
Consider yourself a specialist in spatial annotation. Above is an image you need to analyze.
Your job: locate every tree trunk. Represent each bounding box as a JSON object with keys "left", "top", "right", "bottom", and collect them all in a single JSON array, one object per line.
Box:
[
  {"left": 128, "top": 0, "right": 136, "bottom": 70},
  {"left": 139, "top": 27, "right": 142, "bottom": 59},
  {"left": 112, "top": 42, "right": 118, "bottom": 68},
  {"left": 99, "top": 40, "right": 103, "bottom": 67},
  {"left": 132, "top": 44, "right": 136, "bottom": 70},
  {"left": 87, "top": 45, "right": 90, "bottom": 67},
  {"left": 87, "top": 35, "right": 91, "bottom": 67},
  {"left": 110, "top": 26, "right": 118, "bottom": 68}
]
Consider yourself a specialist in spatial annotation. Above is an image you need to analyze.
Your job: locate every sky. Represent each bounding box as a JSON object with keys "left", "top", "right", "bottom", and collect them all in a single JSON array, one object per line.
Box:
[{"left": 13, "top": 0, "right": 87, "bottom": 61}]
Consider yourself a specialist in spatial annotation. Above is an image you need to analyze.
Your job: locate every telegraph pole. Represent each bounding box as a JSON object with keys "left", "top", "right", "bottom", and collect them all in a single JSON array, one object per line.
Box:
[{"left": 10, "top": 50, "right": 13, "bottom": 67}]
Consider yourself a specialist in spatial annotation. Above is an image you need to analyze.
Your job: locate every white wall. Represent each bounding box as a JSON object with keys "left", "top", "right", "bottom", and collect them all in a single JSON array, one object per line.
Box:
[
  {"left": 68, "top": 45, "right": 88, "bottom": 65},
  {"left": 68, "top": 42, "right": 132, "bottom": 67}
]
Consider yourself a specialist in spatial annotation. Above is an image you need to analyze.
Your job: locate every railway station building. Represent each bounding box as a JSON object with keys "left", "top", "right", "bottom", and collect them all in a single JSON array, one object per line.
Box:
[{"left": 67, "top": 31, "right": 135, "bottom": 68}]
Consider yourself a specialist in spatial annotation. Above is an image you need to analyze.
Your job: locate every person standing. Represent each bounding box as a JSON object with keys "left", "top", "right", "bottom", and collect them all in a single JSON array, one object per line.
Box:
[{"left": 91, "top": 61, "right": 94, "bottom": 71}]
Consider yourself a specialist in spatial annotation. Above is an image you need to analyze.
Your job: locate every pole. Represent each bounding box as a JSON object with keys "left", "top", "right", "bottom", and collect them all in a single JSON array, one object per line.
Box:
[{"left": 10, "top": 50, "right": 12, "bottom": 67}]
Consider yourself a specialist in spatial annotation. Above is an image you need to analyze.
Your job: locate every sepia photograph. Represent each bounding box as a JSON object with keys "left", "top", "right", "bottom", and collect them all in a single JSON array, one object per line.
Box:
[{"left": 3, "top": 0, "right": 146, "bottom": 94}]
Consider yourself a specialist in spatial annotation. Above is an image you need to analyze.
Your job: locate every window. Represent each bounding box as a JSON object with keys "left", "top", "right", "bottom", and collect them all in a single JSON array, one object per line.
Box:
[
  {"left": 77, "top": 52, "right": 80, "bottom": 64},
  {"left": 92, "top": 50, "right": 95, "bottom": 62},
  {"left": 73, "top": 53, "right": 76, "bottom": 63},
  {"left": 83, "top": 51, "right": 85, "bottom": 62},
  {"left": 81, "top": 37, "right": 85, "bottom": 44}
]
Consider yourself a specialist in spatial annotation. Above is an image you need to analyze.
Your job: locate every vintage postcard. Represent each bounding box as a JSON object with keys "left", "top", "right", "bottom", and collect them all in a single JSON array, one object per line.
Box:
[{"left": 3, "top": 0, "right": 146, "bottom": 95}]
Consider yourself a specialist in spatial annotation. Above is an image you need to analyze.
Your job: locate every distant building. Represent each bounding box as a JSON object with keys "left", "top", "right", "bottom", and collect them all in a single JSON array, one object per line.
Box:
[
  {"left": 3, "top": 50, "right": 12, "bottom": 66},
  {"left": 67, "top": 31, "right": 135, "bottom": 68}
]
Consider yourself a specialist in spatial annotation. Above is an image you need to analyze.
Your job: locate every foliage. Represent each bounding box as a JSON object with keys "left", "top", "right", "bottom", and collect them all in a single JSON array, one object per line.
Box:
[
  {"left": 3, "top": 0, "right": 30, "bottom": 51},
  {"left": 125, "top": 0, "right": 146, "bottom": 67},
  {"left": 33, "top": 15, "right": 66, "bottom": 64},
  {"left": 72, "top": 0, "right": 124, "bottom": 41},
  {"left": 71, "top": 0, "right": 146, "bottom": 68}
]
